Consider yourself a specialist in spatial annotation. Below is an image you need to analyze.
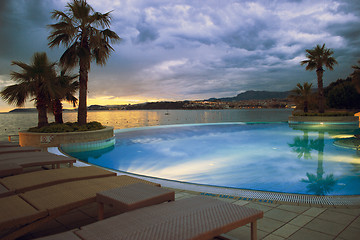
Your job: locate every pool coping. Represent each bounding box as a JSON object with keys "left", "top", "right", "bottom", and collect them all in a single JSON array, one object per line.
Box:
[{"left": 49, "top": 147, "right": 360, "bottom": 208}]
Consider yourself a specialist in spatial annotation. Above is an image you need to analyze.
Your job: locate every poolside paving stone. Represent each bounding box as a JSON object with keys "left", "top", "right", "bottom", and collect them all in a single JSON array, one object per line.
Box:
[
  {"left": 226, "top": 225, "right": 268, "bottom": 240},
  {"left": 317, "top": 209, "right": 356, "bottom": 225},
  {"left": 257, "top": 217, "right": 286, "bottom": 233},
  {"left": 272, "top": 223, "right": 301, "bottom": 238},
  {"left": 287, "top": 228, "right": 334, "bottom": 240},
  {"left": 337, "top": 226, "right": 360, "bottom": 240},
  {"left": 276, "top": 204, "right": 310, "bottom": 214},
  {"left": 262, "top": 234, "right": 286, "bottom": 240},
  {"left": 302, "top": 207, "right": 327, "bottom": 217},
  {"left": 331, "top": 207, "right": 360, "bottom": 216},
  {"left": 349, "top": 216, "right": 360, "bottom": 229},
  {"left": 264, "top": 208, "right": 298, "bottom": 222},
  {"left": 288, "top": 214, "right": 314, "bottom": 227},
  {"left": 245, "top": 202, "right": 274, "bottom": 212},
  {"left": 304, "top": 218, "right": 347, "bottom": 236}
]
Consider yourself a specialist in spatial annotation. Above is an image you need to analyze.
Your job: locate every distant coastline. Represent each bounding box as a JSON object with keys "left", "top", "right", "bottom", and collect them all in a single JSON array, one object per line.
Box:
[{"left": 6, "top": 90, "right": 293, "bottom": 113}]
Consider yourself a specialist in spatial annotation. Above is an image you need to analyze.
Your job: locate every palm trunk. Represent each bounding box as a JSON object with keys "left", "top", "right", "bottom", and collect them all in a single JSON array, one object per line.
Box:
[
  {"left": 316, "top": 68, "right": 325, "bottom": 113},
  {"left": 304, "top": 100, "right": 308, "bottom": 112},
  {"left": 78, "top": 60, "right": 88, "bottom": 125},
  {"left": 36, "top": 97, "right": 48, "bottom": 128},
  {"left": 78, "top": 31, "right": 89, "bottom": 125},
  {"left": 53, "top": 99, "right": 63, "bottom": 124}
]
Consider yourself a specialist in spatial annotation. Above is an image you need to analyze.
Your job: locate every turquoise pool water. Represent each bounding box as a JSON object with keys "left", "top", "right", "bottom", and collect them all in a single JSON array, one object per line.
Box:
[{"left": 64, "top": 123, "right": 360, "bottom": 196}]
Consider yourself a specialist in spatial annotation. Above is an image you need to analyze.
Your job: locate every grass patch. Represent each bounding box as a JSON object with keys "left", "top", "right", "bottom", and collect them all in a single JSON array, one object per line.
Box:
[
  {"left": 28, "top": 121, "right": 105, "bottom": 133},
  {"left": 292, "top": 111, "right": 356, "bottom": 117}
]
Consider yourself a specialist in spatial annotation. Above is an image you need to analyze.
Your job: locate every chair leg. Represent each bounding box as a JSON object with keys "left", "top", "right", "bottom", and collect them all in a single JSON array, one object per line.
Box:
[
  {"left": 251, "top": 221, "right": 257, "bottom": 240},
  {"left": 98, "top": 202, "right": 104, "bottom": 220}
]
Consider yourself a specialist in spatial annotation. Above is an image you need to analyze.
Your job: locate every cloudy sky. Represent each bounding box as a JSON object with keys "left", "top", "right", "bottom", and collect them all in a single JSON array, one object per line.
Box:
[{"left": 0, "top": 0, "right": 359, "bottom": 112}]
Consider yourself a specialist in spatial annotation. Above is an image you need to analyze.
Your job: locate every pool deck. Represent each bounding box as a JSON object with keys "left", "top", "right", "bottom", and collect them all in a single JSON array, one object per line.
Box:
[
  {"left": 19, "top": 183, "right": 360, "bottom": 240},
  {"left": 15, "top": 162, "right": 359, "bottom": 240}
]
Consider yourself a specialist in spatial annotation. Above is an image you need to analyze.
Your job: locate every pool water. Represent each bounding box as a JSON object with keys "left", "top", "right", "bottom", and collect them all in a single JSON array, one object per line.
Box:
[{"left": 64, "top": 123, "right": 360, "bottom": 196}]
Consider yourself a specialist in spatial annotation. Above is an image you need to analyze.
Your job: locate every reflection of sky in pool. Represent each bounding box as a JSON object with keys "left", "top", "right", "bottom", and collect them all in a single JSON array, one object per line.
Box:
[{"left": 65, "top": 123, "right": 360, "bottom": 196}]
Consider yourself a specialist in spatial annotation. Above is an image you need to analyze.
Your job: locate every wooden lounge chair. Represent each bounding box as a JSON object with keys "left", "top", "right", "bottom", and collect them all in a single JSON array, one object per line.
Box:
[
  {"left": 0, "top": 166, "right": 116, "bottom": 196},
  {"left": 0, "top": 175, "right": 170, "bottom": 240},
  {"left": 0, "top": 146, "right": 41, "bottom": 154},
  {"left": 0, "top": 152, "right": 76, "bottom": 175},
  {"left": 51, "top": 196, "right": 263, "bottom": 240}
]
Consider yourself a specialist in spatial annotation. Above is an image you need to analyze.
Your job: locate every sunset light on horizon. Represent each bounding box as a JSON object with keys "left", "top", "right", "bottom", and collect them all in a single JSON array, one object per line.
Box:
[{"left": 0, "top": 0, "right": 359, "bottom": 112}]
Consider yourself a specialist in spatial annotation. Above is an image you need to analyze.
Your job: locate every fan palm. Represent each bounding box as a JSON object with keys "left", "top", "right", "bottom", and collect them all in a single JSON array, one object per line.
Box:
[
  {"left": 0, "top": 52, "right": 57, "bottom": 127},
  {"left": 301, "top": 44, "right": 337, "bottom": 113},
  {"left": 48, "top": 0, "right": 121, "bottom": 125},
  {"left": 289, "top": 82, "right": 313, "bottom": 112},
  {"left": 52, "top": 68, "right": 79, "bottom": 124}
]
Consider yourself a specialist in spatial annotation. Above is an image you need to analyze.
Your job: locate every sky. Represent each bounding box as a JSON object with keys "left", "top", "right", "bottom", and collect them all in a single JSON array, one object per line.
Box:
[{"left": 0, "top": 0, "right": 359, "bottom": 112}]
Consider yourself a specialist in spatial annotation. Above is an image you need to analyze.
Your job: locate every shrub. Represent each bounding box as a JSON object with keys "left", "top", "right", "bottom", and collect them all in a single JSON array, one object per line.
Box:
[{"left": 28, "top": 121, "right": 105, "bottom": 133}]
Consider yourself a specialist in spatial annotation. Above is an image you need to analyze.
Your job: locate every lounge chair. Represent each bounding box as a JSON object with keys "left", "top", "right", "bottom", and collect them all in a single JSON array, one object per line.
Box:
[
  {"left": 0, "top": 146, "right": 41, "bottom": 154},
  {"left": 39, "top": 195, "right": 264, "bottom": 240},
  {"left": 0, "top": 162, "right": 23, "bottom": 178},
  {"left": 0, "top": 141, "right": 20, "bottom": 148},
  {"left": 0, "top": 166, "right": 116, "bottom": 197},
  {"left": 0, "top": 175, "right": 169, "bottom": 240},
  {"left": 0, "top": 152, "right": 76, "bottom": 176}
]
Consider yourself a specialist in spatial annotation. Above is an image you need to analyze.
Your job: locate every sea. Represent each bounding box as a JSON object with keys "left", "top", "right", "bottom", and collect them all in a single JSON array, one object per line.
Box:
[{"left": 0, "top": 109, "right": 293, "bottom": 141}]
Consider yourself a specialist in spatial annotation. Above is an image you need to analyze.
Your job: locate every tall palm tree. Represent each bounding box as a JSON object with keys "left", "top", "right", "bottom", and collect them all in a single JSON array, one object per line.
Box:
[
  {"left": 48, "top": 0, "right": 121, "bottom": 125},
  {"left": 350, "top": 59, "right": 360, "bottom": 93},
  {"left": 0, "top": 52, "right": 57, "bottom": 127},
  {"left": 52, "top": 68, "right": 79, "bottom": 124},
  {"left": 301, "top": 44, "right": 338, "bottom": 113},
  {"left": 289, "top": 82, "right": 313, "bottom": 113}
]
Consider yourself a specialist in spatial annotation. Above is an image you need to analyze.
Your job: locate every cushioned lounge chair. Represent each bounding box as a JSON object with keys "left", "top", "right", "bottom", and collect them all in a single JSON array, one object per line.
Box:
[
  {"left": 0, "top": 162, "right": 23, "bottom": 178},
  {"left": 0, "top": 175, "right": 168, "bottom": 240},
  {"left": 0, "top": 166, "right": 116, "bottom": 197},
  {"left": 0, "top": 146, "right": 41, "bottom": 154},
  {"left": 0, "top": 152, "right": 76, "bottom": 175},
  {"left": 39, "top": 196, "right": 264, "bottom": 240},
  {"left": 0, "top": 141, "right": 20, "bottom": 148}
]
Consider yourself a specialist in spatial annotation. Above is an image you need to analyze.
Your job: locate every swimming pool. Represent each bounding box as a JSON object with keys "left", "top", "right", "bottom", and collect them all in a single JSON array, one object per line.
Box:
[{"left": 63, "top": 122, "right": 360, "bottom": 196}]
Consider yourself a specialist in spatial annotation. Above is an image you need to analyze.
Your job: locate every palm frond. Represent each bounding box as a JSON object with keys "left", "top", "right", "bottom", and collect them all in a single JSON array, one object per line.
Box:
[
  {"left": 59, "top": 42, "right": 80, "bottom": 68},
  {"left": 0, "top": 83, "right": 31, "bottom": 106}
]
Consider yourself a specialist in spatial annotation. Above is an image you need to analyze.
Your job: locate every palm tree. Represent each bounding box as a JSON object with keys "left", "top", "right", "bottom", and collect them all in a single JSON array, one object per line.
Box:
[
  {"left": 48, "top": 0, "right": 121, "bottom": 125},
  {"left": 52, "top": 68, "right": 79, "bottom": 124},
  {"left": 301, "top": 44, "right": 338, "bottom": 113},
  {"left": 289, "top": 82, "right": 313, "bottom": 113},
  {"left": 0, "top": 52, "right": 57, "bottom": 127},
  {"left": 350, "top": 59, "right": 360, "bottom": 93}
]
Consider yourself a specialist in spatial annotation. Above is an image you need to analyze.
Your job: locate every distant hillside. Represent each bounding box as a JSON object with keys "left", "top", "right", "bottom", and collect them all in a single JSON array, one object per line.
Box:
[
  {"left": 9, "top": 108, "right": 76, "bottom": 113},
  {"left": 208, "top": 90, "right": 291, "bottom": 102},
  {"left": 9, "top": 108, "right": 37, "bottom": 113}
]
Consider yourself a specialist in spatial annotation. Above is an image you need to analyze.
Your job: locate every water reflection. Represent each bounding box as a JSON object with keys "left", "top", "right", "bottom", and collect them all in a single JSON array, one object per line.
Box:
[
  {"left": 68, "top": 145, "right": 115, "bottom": 162},
  {"left": 288, "top": 130, "right": 312, "bottom": 159},
  {"left": 288, "top": 125, "right": 351, "bottom": 195},
  {"left": 302, "top": 131, "right": 336, "bottom": 195}
]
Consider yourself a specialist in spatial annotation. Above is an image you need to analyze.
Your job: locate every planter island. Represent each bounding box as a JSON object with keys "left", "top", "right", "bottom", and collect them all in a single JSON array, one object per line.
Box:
[
  {"left": 19, "top": 126, "right": 115, "bottom": 151},
  {"left": 288, "top": 115, "right": 359, "bottom": 125}
]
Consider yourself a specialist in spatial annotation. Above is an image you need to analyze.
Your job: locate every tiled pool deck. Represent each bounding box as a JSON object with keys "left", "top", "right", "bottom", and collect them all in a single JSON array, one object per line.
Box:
[
  {"left": 17, "top": 163, "right": 360, "bottom": 240},
  {"left": 18, "top": 186, "right": 360, "bottom": 240}
]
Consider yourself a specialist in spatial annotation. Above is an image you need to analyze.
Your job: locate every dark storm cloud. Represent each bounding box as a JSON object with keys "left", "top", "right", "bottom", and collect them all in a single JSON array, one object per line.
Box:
[{"left": 0, "top": 0, "right": 360, "bottom": 110}]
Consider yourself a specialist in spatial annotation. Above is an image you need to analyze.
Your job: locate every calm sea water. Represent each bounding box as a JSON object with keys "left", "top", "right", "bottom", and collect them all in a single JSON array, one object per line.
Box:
[{"left": 0, "top": 109, "right": 293, "bottom": 141}]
